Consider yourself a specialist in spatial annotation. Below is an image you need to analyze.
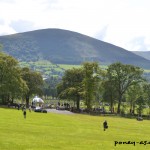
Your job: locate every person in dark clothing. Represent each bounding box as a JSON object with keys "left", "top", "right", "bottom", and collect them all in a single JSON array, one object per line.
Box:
[
  {"left": 18, "top": 104, "right": 20, "bottom": 110},
  {"left": 103, "top": 120, "right": 108, "bottom": 131},
  {"left": 23, "top": 110, "right": 26, "bottom": 119}
]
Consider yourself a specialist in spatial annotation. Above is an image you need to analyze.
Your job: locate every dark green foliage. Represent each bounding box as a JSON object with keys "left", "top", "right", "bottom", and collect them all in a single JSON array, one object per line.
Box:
[
  {"left": 106, "top": 62, "right": 144, "bottom": 114},
  {"left": 136, "top": 96, "right": 146, "bottom": 116},
  {"left": 126, "top": 84, "right": 142, "bottom": 114},
  {"left": 143, "top": 83, "right": 150, "bottom": 115},
  {"left": 57, "top": 67, "right": 84, "bottom": 110},
  {"left": 102, "top": 80, "right": 118, "bottom": 113},
  {"left": 43, "top": 76, "right": 61, "bottom": 99},
  {"left": 82, "top": 62, "right": 100, "bottom": 110},
  {"left": 21, "top": 67, "right": 43, "bottom": 107},
  {"left": 0, "top": 52, "right": 28, "bottom": 104}
]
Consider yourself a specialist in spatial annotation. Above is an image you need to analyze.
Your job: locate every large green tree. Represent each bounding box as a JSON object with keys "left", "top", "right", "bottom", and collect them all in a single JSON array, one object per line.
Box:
[
  {"left": 57, "top": 68, "right": 84, "bottom": 110},
  {"left": 43, "top": 76, "right": 61, "bottom": 99},
  {"left": 21, "top": 67, "right": 43, "bottom": 107},
  {"left": 0, "top": 52, "right": 28, "bottom": 104},
  {"left": 107, "top": 62, "right": 144, "bottom": 114},
  {"left": 143, "top": 83, "right": 150, "bottom": 116},
  {"left": 102, "top": 80, "right": 118, "bottom": 113},
  {"left": 82, "top": 62, "right": 101, "bottom": 111},
  {"left": 136, "top": 95, "right": 146, "bottom": 116},
  {"left": 126, "top": 84, "right": 143, "bottom": 114}
]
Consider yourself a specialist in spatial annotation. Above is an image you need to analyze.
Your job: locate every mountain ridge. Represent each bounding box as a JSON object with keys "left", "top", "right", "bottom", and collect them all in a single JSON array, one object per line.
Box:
[{"left": 0, "top": 28, "right": 150, "bottom": 69}]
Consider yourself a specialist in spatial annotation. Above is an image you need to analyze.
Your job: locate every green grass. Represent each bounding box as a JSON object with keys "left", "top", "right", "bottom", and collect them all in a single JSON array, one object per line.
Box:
[
  {"left": 58, "top": 64, "right": 81, "bottom": 70},
  {"left": 19, "top": 61, "right": 150, "bottom": 80},
  {"left": 1, "top": 108, "right": 150, "bottom": 150}
]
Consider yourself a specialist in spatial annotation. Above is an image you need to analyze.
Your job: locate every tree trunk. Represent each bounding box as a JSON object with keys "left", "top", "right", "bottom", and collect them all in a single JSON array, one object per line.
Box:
[
  {"left": 11, "top": 97, "right": 14, "bottom": 104},
  {"left": 117, "top": 94, "right": 122, "bottom": 114},
  {"left": 139, "top": 107, "right": 142, "bottom": 116},
  {"left": 110, "top": 94, "right": 113, "bottom": 113},
  {"left": 86, "top": 99, "right": 92, "bottom": 112},
  {"left": 133, "top": 104, "right": 135, "bottom": 115},
  {"left": 1, "top": 95, "right": 5, "bottom": 104},
  {"left": 149, "top": 106, "right": 150, "bottom": 118},
  {"left": 26, "top": 96, "right": 30, "bottom": 108},
  {"left": 110, "top": 102, "right": 113, "bottom": 113},
  {"left": 130, "top": 102, "right": 132, "bottom": 114},
  {"left": 117, "top": 102, "right": 121, "bottom": 114},
  {"left": 76, "top": 96, "right": 80, "bottom": 111}
]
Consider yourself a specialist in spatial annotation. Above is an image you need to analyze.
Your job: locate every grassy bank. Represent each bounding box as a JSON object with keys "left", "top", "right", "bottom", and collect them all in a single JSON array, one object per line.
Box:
[{"left": 0, "top": 108, "right": 150, "bottom": 150}]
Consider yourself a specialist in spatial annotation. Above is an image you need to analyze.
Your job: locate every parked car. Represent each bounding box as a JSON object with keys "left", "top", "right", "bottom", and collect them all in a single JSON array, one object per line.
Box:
[{"left": 34, "top": 107, "right": 47, "bottom": 113}]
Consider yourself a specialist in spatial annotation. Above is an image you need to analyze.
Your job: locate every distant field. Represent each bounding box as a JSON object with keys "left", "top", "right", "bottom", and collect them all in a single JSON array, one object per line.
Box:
[
  {"left": 0, "top": 108, "right": 150, "bottom": 150},
  {"left": 19, "top": 61, "right": 150, "bottom": 80},
  {"left": 19, "top": 62, "right": 83, "bottom": 76},
  {"left": 144, "top": 69, "right": 150, "bottom": 73},
  {"left": 58, "top": 64, "right": 81, "bottom": 70}
]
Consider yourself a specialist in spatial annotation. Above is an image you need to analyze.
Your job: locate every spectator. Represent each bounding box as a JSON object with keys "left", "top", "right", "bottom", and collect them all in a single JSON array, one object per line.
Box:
[
  {"left": 23, "top": 110, "right": 26, "bottom": 119},
  {"left": 103, "top": 120, "right": 108, "bottom": 131}
]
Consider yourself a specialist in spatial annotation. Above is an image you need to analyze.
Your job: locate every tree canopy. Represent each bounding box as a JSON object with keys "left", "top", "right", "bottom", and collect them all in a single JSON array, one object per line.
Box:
[
  {"left": 57, "top": 67, "right": 84, "bottom": 110},
  {"left": 106, "top": 62, "right": 144, "bottom": 113},
  {"left": 0, "top": 52, "right": 43, "bottom": 106},
  {"left": 0, "top": 52, "right": 28, "bottom": 104},
  {"left": 21, "top": 67, "right": 43, "bottom": 107}
]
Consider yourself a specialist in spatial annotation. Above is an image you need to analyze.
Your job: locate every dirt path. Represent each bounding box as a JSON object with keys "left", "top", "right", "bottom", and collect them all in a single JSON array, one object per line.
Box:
[{"left": 46, "top": 109, "right": 75, "bottom": 115}]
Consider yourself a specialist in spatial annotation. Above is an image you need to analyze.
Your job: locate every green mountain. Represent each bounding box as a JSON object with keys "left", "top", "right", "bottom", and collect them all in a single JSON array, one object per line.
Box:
[
  {"left": 0, "top": 28, "right": 150, "bottom": 69},
  {"left": 132, "top": 51, "right": 150, "bottom": 61}
]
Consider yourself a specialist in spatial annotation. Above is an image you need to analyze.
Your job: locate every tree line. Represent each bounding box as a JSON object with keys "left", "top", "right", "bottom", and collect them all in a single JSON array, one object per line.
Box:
[
  {"left": 57, "top": 62, "right": 150, "bottom": 116},
  {"left": 1, "top": 49, "right": 150, "bottom": 116},
  {"left": 0, "top": 52, "right": 43, "bottom": 107}
]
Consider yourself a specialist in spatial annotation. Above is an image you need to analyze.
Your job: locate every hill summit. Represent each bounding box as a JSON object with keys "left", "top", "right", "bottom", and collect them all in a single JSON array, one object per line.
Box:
[{"left": 0, "top": 28, "right": 150, "bottom": 69}]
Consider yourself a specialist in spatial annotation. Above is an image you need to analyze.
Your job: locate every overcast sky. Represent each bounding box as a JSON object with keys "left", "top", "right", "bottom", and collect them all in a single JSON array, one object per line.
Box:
[{"left": 0, "top": 0, "right": 150, "bottom": 51}]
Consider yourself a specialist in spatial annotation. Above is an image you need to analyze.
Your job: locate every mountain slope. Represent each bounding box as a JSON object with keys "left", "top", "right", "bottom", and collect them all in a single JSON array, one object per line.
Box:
[
  {"left": 0, "top": 28, "right": 150, "bottom": 69},
  {"left": 132, "top": 51, "right": 150, "bottom": 61}
]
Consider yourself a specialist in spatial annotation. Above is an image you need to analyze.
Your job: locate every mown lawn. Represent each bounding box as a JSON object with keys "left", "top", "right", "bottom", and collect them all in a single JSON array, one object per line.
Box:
[{"left": 0, "top": 108, "right": 150, "bottom": 150}]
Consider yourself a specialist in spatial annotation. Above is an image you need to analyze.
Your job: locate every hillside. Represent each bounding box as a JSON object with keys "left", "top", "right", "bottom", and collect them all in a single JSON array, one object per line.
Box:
[
  {"left": 0, "top": 28, "right": 150, "bottom": 69},
  {"left": 132, "top": 51, "right": 150, "bottom": 61}
]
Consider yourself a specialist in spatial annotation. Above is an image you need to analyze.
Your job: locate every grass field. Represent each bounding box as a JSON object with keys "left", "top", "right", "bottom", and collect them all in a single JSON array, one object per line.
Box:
[
  {"left": 58, "top": 64, "right": 81, "bottom": 70},
  {"left": 0, "top": 108, "right": 150, "bottom": 150},
  {"left": 19, "top": 61, "right": 150, "bottom": 80}
]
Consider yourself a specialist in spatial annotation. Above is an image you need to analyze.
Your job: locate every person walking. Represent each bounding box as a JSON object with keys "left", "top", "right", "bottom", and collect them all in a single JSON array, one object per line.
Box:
[
  {"left": 103, "top": 120, "right": 108, "bottom": 131},
  {"left": 23, "top": 109, "right": 26, "bottom": 119}
]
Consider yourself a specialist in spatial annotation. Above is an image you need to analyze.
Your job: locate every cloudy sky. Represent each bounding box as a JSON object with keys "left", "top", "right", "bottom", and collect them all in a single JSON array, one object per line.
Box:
[{"left": 0, "top": 0, "right": 150, "bottom": 51}]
